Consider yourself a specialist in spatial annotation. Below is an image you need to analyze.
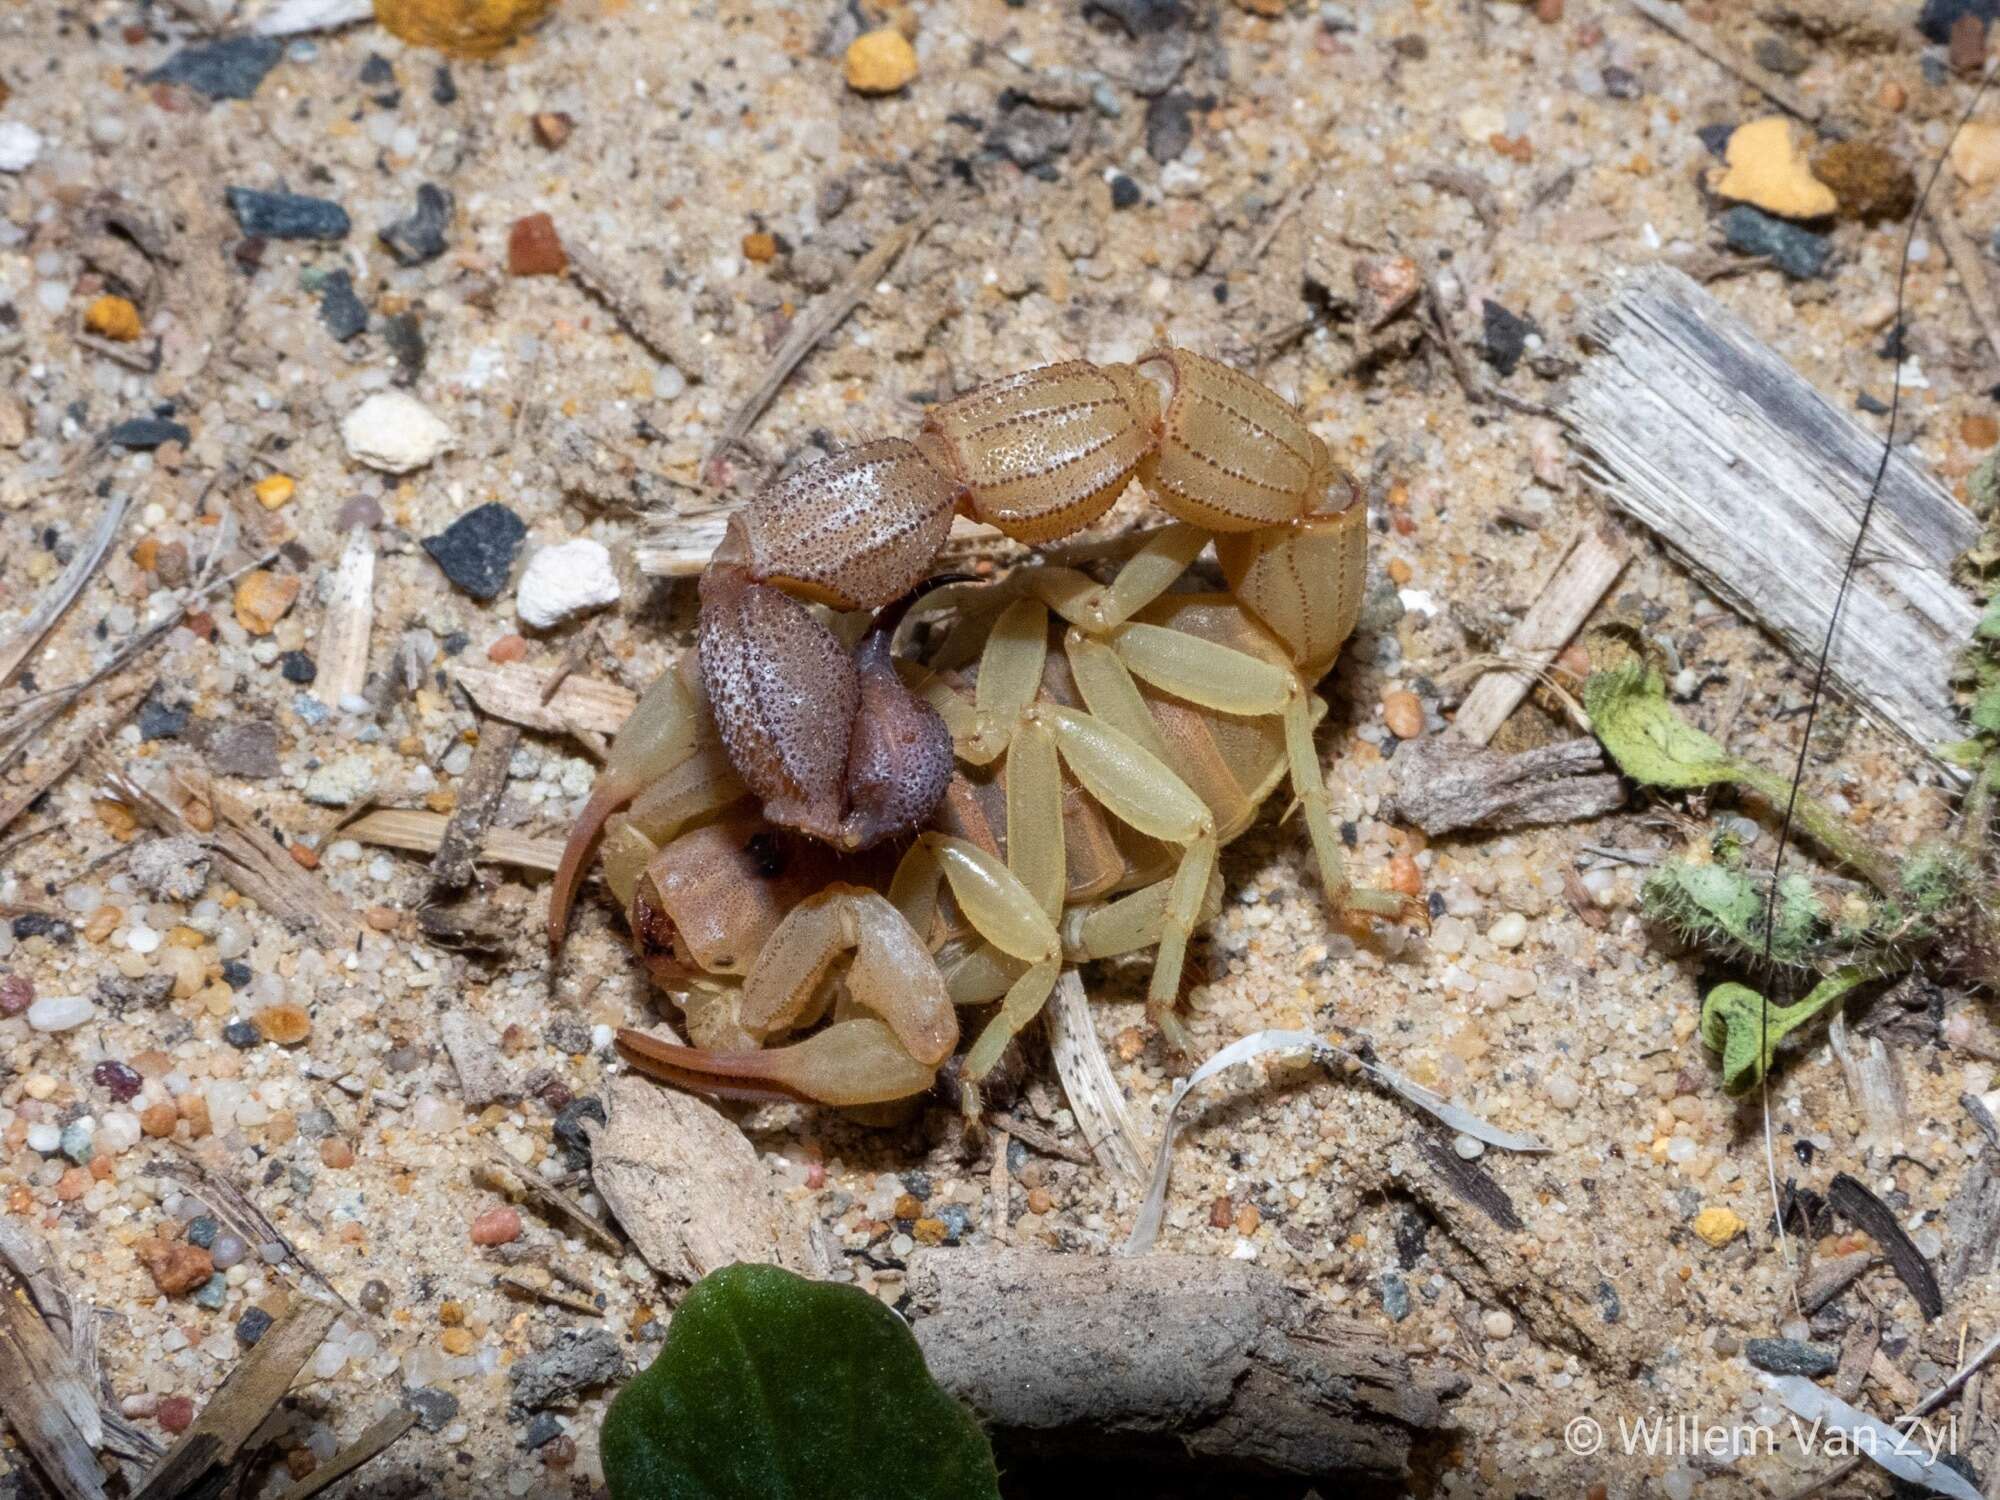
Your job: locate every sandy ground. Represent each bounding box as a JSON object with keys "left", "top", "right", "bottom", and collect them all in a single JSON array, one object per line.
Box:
[{"left": 3, "top": 0, "right": 2000, "bottom": 1496}]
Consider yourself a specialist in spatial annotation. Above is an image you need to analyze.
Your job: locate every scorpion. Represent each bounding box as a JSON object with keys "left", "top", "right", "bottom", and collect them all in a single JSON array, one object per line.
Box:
[{"left": 547, "top": 348, "right": 1412, "bottom": 1109}]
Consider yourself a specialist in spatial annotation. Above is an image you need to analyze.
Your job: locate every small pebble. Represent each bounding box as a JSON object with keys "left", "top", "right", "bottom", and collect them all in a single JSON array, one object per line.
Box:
[
  {"left": 157, "top": 1396, "right": 196, "bottom": 1434},
  {"left": 1712, "top": 117, "right": 1836, "bottom": 219},
  {"left": 210, "top": 1234, "right": 248, "bottom": 1270},
  {"left": 318, "top": 271, "right": 368, "bottom": 341},
  {"left": 0, "top": 122, "right": 45, "bottom": 173},
  {"left": 27, "top": 994, "right": 93, "bottom": 1032},
  {"left": 225, "top": 187, "right": 351, "bottom": 241},
  {"left": 1720, "top": 205, "right": 1831, "bottom": 280},
  {"left": 237, "top": 1306, "right": 274, "bottom": 1345},
  {"left": 1692, "top": 1205, "right": 1746, "bottom": 1247},
  {"left": 1381, "top": 690, "right": 1424, "bottom": 738},
  {"left": 1481, "top": 1309, "right": 1515, "bottom": 1340},
  {"left": 1744, "top": 1337, "right": 1838, "bottom": 1376},
  {"left": 1452, "top": 1133, "right": 1484, "bottom": 1160},
  {"left": 1487, "top": 912, "right": 1528, "bottom": 949},
  {"left": 424, "top": 503, "right": 528, "bottom": 598},
  {"left": 233, "top": 570, "right": 301, "bottom": 635},
  {"left": 104, "top": 417, "right": 191, "bottom": 451},
  {"left": 186, "top": 1216, "right": 219, "bottom": 1249},
  {"left": 342, "top": 392, "right": 452, "bottom": 474},
  {"left": 192, "top": 1274, "right": 228, "bottom": 1310},
  {"left": 147, "top": 36, "right": 282, "bottom": 100},
  {"left": 845, "top": 29, "right": 919, "bottom": 95},
  {"left": 471, "top": 1205, "right": 522, "bottom": 1246},
  {"left": 516, "top": 539, "right": 620, "bottom": 629},
  {"left": 380, "top": 183, "right": 454, "bottom": 265},
  {"left": 84, "top": 295, "right": 142, "bottom": 342},
  {"left": 507, "top": 213, "right": 566, "bottom": 276}
]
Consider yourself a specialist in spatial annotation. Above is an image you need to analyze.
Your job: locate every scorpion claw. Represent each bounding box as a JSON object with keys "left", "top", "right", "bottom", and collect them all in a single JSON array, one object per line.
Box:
[{"left": 618, "top": 1018, "right": 939, "bottom": 1108}]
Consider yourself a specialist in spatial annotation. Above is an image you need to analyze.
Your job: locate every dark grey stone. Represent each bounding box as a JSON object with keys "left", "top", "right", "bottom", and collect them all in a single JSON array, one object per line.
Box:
[
  {"left": 1380, "top": 1271, "right": 1410, "bottom": 1322},
  {"left": 319, "top": 270, "right": 367, "bottom": 341},
  {"left": 226, "top": 187, "right": 351, "bottom": 242},
  {"left": 104, "top": 417, "right": 191, "bottom": 450},
  {"left": 204, "top": 719, "right": 281, "bottom": 779},
  {"left": 139, "top": 695, "right": 189, "bottom": 741},
  {"left": 1744, "top": 1337, "right": 1839, "bottom": 1377},
  {"left": 1480, "top": 299, "right": 1536, "bottom": 378},
  {"left": 523, "top": 1412, "right": 563, "bottom": 1449},
  {"left": 380, "top": 184, "right": 454, "bottom": 266},
  {"left": 236, "top": 1306, "right": 274, "bottom": 1345},
  {"left": 146, "top": 36, "right": 283, "bottom": 101},
  {"left": 422, "top": 502, "right": 527, "bottom": 599},
  {"left": 1721, "top": 205, "right": 1832, "bottom": 280},
  {"left": 510, "top": 1330, "right": 626, "bottom": 1413},
  {"left": 405, "top": 1387, "right": 461, "bottom": 1433}
]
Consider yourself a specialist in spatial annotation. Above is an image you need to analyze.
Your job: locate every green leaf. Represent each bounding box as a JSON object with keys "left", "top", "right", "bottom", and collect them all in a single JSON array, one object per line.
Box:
[
  {"left": 1976, "top": 684, "right": 2000, "bottom": 735},
  {"left": 1583, "top": 663, "right": 1741, "bottom": 790},
  {"left": 1641, "top": 859, "right": 1822, "bottom": 968},
  {"left": 1698, "top": 969, "right": 1878, "bottom": 1095},
  {"left": 601, "top": 1264, "right": 1000, "bottom": 1500},
  {"left": 1979, "top": 593, "right": 2000, "bottom": 642}
]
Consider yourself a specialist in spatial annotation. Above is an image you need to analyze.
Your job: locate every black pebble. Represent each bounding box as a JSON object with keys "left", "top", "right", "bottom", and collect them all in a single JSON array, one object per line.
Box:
[
  {"left": 1856, "top": 392, "right": 1891, "bottom": 415},
  {"left": 383, "top": 311, "right": 426, "bottom": 384},
  {"left": 1109, "top": 173, "right": 1140, "bottom": 209},
  {"left": 405, "top": 1388, "right": 460, "bottom": 1434},
  {"left": 221, "top": 959, "right": 253, "bottom": 990},
  {"left": 1720, "top": 205, "right": 1831, "bottom": 280},
  {"left": 145, "top": 36, "right": 282, "bottom": 101},
  {"left": 319, "top": 270, "right": 367, "bottom": 341},
  {"left": 359, "top": 53, "right": 396, "bottom": 86},
  {"left": 225, "top": 188, "right": 351, "bottom": 243},
  {"left": 1480, "top": 299, "right": 1537, "bottom": 378},
  {"left": 552, "top": 1096, "right": 606, "bottom": 1167},
  {"left": 1695, "top": 122, "right": 1734, "bottom": 158},
  {"left": 103, "top": 417, "right": 190, "bottom": 451},
  {"left": 1601, "top": 65, "right": 1642, "bottom": 100},
  {"left": 1918, "top": 0, "right": 2000, "bottom": 45},
  {"left": 379, "top": 184, "right": 454, "bottom": 266},
  {"left": 523, "top": 1413, "right": 563, "bottom": 1450},
  {"left": 440, "top": 631, "right": 469, "bottom": 657},
  {"left": 11, "top": 914, "right": 72, "bottom": 943},
  {"left": 138, "top": 696, "right": 189, "bottom": 741},
  {"left": 1145, "top": 92, "right": 1198, "bottom": 164},
  {"left": 422, "top": 503, "right": 527, "bottom": 600},
  {"left": 1743, "top": 1337, "right": 1840, "bottom": 1378},
  {"left": 432, "top": 66, "right": 458, "bottom": 105},
  {"left": 223, "top": 1019, "right": 261, "bottom": 1049},
  {"left": 236, "top": 1306, "right": 274, "bottom": 1346},
  {"left": 279, "top": 651, "right": 318, "bottom": 685}
]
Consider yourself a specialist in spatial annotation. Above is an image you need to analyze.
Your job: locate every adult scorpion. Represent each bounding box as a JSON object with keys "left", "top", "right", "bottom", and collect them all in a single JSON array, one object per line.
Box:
[{"left": 548, "top": 348, "right": 1412, "bottom": 1109}]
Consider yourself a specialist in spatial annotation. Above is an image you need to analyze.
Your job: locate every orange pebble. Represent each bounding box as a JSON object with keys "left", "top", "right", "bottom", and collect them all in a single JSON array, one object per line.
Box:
[
  {"left": 1381, "top": 690, "right": 1425, "bottom": 739},
  {"left": 1963, "top": 413, "right": 1998, "bottom": 449},
  {"left": 470, "top": 1205, "right": 522, "bottom": 1245},
  {"left": 84, "top": 294, "right": 143, "bottom": 342},
  {"left": 1387, "top": 852, "right": 1423, "bottom": 898},
  {"left": 486, "top": 633, "right": 528, "bottom": 663},
  {"left": 507, "top": 213, "right": 566, "bottom": 277},
  {"left": 742, "top": 230, "right": 778, "bottom": 263}
]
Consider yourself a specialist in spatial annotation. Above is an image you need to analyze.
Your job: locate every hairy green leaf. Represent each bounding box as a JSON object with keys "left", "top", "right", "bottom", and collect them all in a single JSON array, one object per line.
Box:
[
  {"left": 601, "top": 1263, "right": 1000, "bottom": 1500},
  {"left": 1584, "top": 663, "right": 1741, "bottom": 790},
  {"left": 1642, "top": 859, "right": 1822, "bottom": 968}
]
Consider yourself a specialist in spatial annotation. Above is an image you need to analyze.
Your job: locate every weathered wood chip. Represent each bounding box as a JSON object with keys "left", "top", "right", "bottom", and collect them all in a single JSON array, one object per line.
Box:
[
  {"left": 585, "top": 1076, "right": 824, "bottom": 1283},
  {"left": 1827, "top": 1171, "right": 1943, "bottom": 1321},
  {"left": 454, "top": 663, "right": 636, "bottom": 737},
  {"left": 344, "top": 807, "right": 565, "bottom": 872},
  {"left": 1383, "top": 736, "right": 1624, "bottom": 835}
]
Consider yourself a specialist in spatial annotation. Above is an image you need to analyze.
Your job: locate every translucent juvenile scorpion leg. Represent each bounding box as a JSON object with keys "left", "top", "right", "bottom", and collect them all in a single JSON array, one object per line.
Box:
[{"left": 1037, "top": 703, "right": 1219, "bottom": 1052}]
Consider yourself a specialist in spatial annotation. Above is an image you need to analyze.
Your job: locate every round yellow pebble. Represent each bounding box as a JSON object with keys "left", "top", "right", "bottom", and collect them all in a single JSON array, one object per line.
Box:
[
  {"left": 844, "top": 28, "right": 918, "bottom": 95},
  {"left": 374, "top": 0, "right": 553, "bottom": 59},
  {"left": 1691, "top": 1205, "right": 1745, "bottom": 1248},
  {"left": 84, "top": 295, "right": 142, "bottom": 342}
]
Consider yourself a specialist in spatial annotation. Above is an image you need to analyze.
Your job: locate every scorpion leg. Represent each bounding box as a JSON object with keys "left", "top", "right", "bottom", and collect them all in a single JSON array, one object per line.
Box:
[
  {"left": 1105, "top": 622, "right": 1408, "bottom": 919},
  {"left": 920, "top": 835, "right": 1063, "bottom": 1081},
  {"left": 1037, "top": 703, "right": 1218, "bottom": 1053}
]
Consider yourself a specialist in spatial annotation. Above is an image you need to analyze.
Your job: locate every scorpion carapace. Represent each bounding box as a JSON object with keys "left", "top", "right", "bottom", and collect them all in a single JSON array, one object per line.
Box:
[{"left": 549, "top": 346, "right": 1415, "bottom": 1112}]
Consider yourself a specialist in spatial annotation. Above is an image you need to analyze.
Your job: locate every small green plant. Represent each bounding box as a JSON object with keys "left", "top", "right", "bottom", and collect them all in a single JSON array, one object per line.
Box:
[
  {"left": 1586, "top": 663, "right": 1992, "bottom": 1094},
  {"left": 600, "top": 1263, "right": 1001, "bottom": 1500}
]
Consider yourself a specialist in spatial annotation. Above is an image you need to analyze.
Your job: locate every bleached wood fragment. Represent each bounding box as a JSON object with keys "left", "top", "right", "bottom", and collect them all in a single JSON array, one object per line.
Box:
[
  {"left": 343, "top": 807, "right": 565, "bottom": 872},
  {"left": 454, "top": 664, "right": 637, "bottom": 736},
  {"left": 314, "top": 527, "right": 374, "bottom": 709},
  {"left": 1449, "top": 527, "right": 1629, "bottom": 746},
  {"left": 1043, "top": 971, "right": 1147, "bottom": 1185},
  {"left": 1565, "top": 266, "right": 1980, "bottom": 770}
]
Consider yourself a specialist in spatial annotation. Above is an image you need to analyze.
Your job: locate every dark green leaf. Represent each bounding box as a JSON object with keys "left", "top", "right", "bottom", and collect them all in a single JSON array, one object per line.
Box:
[{"left": 601, "top": 1263, "right": 1000, "bottom": 1500}]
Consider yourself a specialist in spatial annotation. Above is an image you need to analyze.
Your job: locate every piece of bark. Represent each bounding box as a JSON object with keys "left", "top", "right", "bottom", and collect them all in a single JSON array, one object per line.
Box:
[
  {"left": 904, "top": 1247, "right": 1461, "bottom": 1483},
  {"left": 1829, "top": 1010, "right": 1908, "bottom": 1149},
  {"left": 585, "top": 1076, "right": 824, "bottom": 1283},
  {"left": 1800, "top": 1251, "right": 1876, "bottom": 1313},
  {"left": 1834, "top": 1313, "right": 1880, "bottom": 1403},
  {"left": 0, "top": 1227, "right": 108, "bottom": 1500},
  {"left": 133, "top": 1295, "right": 341, "bottom": 1500},
  {"left": 429, "top": 719, "right": 519, "bottom": 891},
  {"left": 1946, "top": 1153, "right": 2000, "bottom": 1295},
  {"left": 440, "top": 1009, "right": 517, "bottom": 1107},
  {"left": 1042, "top": 969, "right": 1148, "bottom": 1184},
  {"left": 269, "top": 1410, "right": 416, "bottom": 1500},
  {"left": 1383, "top": 735, "right": 1625, "bottom": 835},
  {"left": 1828, "top": 1171, "right": 1943, "bottom": 1321},
  {"left": 1448, "top": 526, "right": 1629, "bottom": 746},
  {"left": 1564, "top": 265, "right": 1980, "bottom": 771},
  {"left": 0, "top": 490, "right": 129, "bottom": 690}
]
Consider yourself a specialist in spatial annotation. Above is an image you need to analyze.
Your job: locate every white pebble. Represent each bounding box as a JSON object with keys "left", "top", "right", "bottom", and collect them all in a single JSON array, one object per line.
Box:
[
  {"left": 127, "top": 925, "right": 162, "bottom": 954},
  {"left": 340, "top": 392, "right": 452, "bottom": 474},
  {"left": 1662, "top": 1466, "right": 1697, "bottom": 1500},
  {"left": 26, "top": 995, "right": 93, "bottom": 1032},
  {"left": 515, "top": 539, "right": 621, "bottom": 630},
  {"left": 25, "top": 1122, "right": 60, "bottom": 1154},
  {"left": 0, "top": 122, "right": 44, "bottom": 173},
  {"left": 1486, "top": 912, "right": 1528, "bottom": 949},
  {"left": 1481, "top": 1309, "right": 1514, "bottom": 1340},
  {"left": 1544, "top": 1073, "right": 1582, "bottom": 1111},
  {"left": 1452, "top": 1133, "right": 1485, "bottom": 1160}
]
